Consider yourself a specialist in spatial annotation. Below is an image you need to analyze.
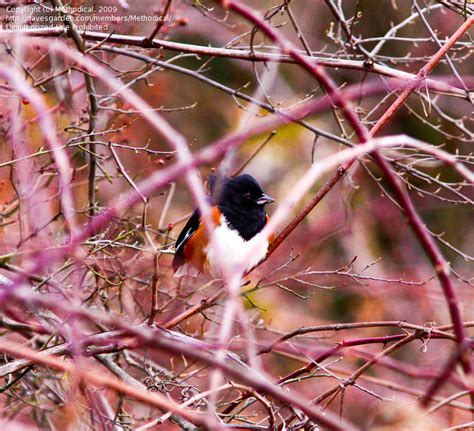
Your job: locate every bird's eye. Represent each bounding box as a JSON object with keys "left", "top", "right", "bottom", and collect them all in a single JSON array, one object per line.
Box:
[{"left": 243, "top": 192, "right": 252, "bottom": 200}]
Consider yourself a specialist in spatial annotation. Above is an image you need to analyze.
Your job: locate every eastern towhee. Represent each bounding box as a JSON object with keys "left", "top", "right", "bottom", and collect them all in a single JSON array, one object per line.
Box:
[{"left": 172, "top": 174, "right": 274, "bottom": 277}]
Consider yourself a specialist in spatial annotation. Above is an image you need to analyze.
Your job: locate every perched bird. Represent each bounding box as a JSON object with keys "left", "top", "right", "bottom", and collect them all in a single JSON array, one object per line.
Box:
[{"left": 172, "top": 174, "right": 274, "bottom": 277}]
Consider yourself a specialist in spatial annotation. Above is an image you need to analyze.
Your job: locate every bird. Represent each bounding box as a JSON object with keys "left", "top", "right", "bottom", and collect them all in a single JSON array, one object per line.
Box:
[{"left": 172, "top": 174, "right": 274, "bottom": 278}]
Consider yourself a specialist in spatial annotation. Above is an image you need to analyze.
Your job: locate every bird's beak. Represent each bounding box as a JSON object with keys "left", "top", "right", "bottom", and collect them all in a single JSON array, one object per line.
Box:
[{"left": 256, "top": 193, "right": 275, "bottom": 205}]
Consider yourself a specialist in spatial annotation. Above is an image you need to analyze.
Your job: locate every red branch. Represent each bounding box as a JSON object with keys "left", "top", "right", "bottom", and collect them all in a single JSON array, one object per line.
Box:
[{"left": 222, "top": 1, "right": 473, "bottom": 379}]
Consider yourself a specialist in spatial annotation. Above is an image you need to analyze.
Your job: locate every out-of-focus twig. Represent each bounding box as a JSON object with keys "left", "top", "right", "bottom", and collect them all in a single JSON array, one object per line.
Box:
[
  {"left": 0, "top": 339, "right": 208, "bottom": 427},
  {"left": 51, "top": 0, "right": 99, "bottom": 217},
  {"left": 224, "top": 0, "right": 472, "bottom": 379}
]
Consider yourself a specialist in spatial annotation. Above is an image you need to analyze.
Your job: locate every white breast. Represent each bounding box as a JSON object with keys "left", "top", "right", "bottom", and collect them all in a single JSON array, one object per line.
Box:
[{"left": 205, "top": 215, "right": 269, "bottom": 278}]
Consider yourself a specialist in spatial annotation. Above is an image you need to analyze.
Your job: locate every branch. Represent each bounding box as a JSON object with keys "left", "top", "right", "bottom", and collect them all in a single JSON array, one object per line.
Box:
[
  {"left": 0, "top": 340, "right": 209, "bottom": 427},
  {"left": 223, "top": 0, "right": 472, "bottom": 378},
  {"left": 0, "top": 27, "right": 467, "bottom": 97},
  {"left": 50, "top": 0, "right": 100, "bottom": 217}
]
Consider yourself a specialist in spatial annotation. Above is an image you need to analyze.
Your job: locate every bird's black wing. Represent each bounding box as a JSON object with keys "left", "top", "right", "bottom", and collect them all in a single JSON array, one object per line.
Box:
[{"left": 172, "top": 208, "right": 201, "bottom": 272}]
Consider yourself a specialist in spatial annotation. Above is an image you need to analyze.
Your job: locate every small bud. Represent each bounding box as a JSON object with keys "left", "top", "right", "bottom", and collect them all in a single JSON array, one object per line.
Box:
[{"left": 176, "top": 18, "right": 188, "bottom": 26}]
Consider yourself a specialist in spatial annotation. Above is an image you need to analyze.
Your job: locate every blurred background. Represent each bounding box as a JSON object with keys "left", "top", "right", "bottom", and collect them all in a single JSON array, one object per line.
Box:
[{"left": 0, "top": 0, "right": 473, "bottom": 429}]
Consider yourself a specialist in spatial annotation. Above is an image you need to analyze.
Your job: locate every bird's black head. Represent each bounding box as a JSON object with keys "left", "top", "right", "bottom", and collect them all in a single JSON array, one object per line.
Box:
[{"left": 210, "top": 174, "right": 274, "bottom": 210}]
